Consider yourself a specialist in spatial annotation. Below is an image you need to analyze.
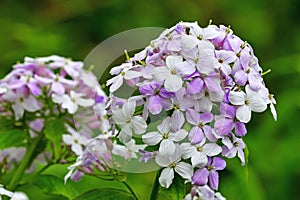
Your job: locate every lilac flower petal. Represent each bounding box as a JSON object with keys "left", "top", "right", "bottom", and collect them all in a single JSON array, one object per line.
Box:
[
  {"left": 28, "top": 83, "right": 41, "bottom": 96},
  {"left": 199, "top": 113, "right": 213, "bottom": 124},
  {"left": 189, "top": 127, "right": 204, "bottom": 144},
  {"left": 236, "top": 105, "right": 251, "bottom": 123},
  {"left": 220, "top": 103, "right": 236, "bottom": 118},
  {"left": 187, "top": 78, "right": 204, "bottom": 95},
  {"left": 139, "top": 83, "right": 155, "bottom": 95},
  {"left": 192, "top": 168, "right": 209, "bottom": 186},
  {"left": 186, "top": 109, "right": 200, "bottom": 125},
  {"left": 208, "top": 170, "right": 219, "bottom": 190},
  {"left": 234, "top": 121, "right": 247, "bottom": 136},
  {"left": 212, "top": 157, "right": 226, "bottom": 170},
  {"left": 234, "top": 70, "right": 248, "bottom": 86},
  {"left": 148, "top": 96, "right": 163, "bottom": 114},
  {"left": 159, "top": 168, "right": 174, "bottom": 188},
  {"left": 52, "top": 82, "right": 65, "bottom": 95},
  {"left": 214, "top": 118, "right": 234, "bottom": 136},
  {"left": 170, "top": 110, "right": 185, "bottom": 132}
]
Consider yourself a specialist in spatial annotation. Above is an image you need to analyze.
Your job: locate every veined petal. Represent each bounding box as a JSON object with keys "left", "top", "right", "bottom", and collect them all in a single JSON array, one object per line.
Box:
[
  {"left": 159, "top": 139, "right": 176, "bottom": 156},
  {"left": 208, "top": 170, "right": 219, "bottom": 190},
  {"left": 142, "top": 131, "right": 162, "bottom": 145},
  {"left": 166, "top": 55, "right": 183, "bottom": 69},
  {"left": 164, "top": 75, "right": 182, "bottom": 92},
  {"left": 153, "top": 67, "right": 171, "bottom": 81},
  {"left": 159, "top": 168, "right": 174, "bottom": 188},
  {"left": 192, "top": 168, "right": 209, "bottom": 186},
  {"left": 191, "top": 152, "right": 208, "bottom": 167},
  {"left": 247, "top": 88, "right": 267, "bottom": 113},
  {"left": 169, "top": 129, "right": 188, "bottom": 142},
  {"left": 229, "top": 91, "right": 246, "bottom": 105},
  {"left": 186, "top": 109, "right": 200, "bottom": 125},
  {"left": 12, "top": 103, "right": 24, "bottom": 120},
  {"left": 180, "top": 143, "right": 195, "bottom": 159},
  {"left": 62, "top": 134, "right": 73, "bottom": 145},
  {"left": 157, "top": 117, "right": 171, "bottom": 134},
  {"left": 203, "top": 143, "right": 222, "bottom": 157},
  {"left": 175, "top": 162, "right": 193, "bottom": 180},
  {"left": 124, "top": 70, "right": 142, "bottom": 80},
  {"left": 122, "top": 101, "right": 136, "bottom": 118},
  {"left": 236, "top": 105, "right": 251, "bottom": 123},
  {"left": 212, "top": 157, "right": 226, "bottom": 170},
  {"left": 189, "top": 127, "right": 204, "bottom": 144},
  {"left": 171, "top": 110, "right": 185, "bottom": 132},
  {"left": 23, "top": 95, "right": 40, "bottom": 112},
  {"left": 119, "top": 124, "right": 132, "bottom": 143},
  {"left": 108, "top": 75, "right": 123, "bottom": 93},
  {"left": 71, "top": 143, "right": 83, "bottom": 156},
  {"left": 181, "top": 35, "right": 198, "bottom": 50},
  {"left": 131, "top": 116, "right": 147, "bottom": 134}
]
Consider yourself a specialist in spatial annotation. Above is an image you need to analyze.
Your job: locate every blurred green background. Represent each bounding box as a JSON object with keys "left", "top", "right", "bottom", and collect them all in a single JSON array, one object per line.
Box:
[{"left": 1, "top": 0, "right": 299, "bottom": 199}]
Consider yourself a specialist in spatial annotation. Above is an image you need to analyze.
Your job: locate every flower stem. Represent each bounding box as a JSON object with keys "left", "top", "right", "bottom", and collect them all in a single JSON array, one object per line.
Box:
[
  {"left": 7, "top": 133, "right": 44, "bottom": 191},
  {"left": 122, "top": 181, "right": 139, "bottom": 200}
]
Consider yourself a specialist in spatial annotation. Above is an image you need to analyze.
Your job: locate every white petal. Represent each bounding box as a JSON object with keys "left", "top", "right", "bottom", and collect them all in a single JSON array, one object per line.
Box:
[
  {"left": 236, "top": 105, "right": 251, "bottom": 123},
  {"left": 112, "top": 109, "right": 126, "bottom": 125},
  {"left": 202, "top": 143, "right": 222, "bottom": 157},
  {"left": 247, "top": 87, "right": 267, "bottom": 113},
  {"left": 22, "top": 95, "right": 40, "bottom": 112},
  {"left": 270, "top": 103, "right": 277, "bottom": 121},
  {"left": 181, "top": 35, "right": 198, "bottom": 50},
  {"left": 12, "top": 104, "right": 24, "bottom": 120},
  {"left": 119, "top": 124, "right": 132, "bottom": 143},
  {"left": 76, "top": 98, "right": 94, "bottom": 107},
  {"left": 191, "top": 152, "right": 208, "bottom": 167},
  {"left": 157, "top": 117, "right": 171, "bottom": 134},
  {"left": 169, "top": 129, "right": 188, "bottom": 142},
  {"left": 195, "top": 97, "right": 212, "bottom": 113},
  {"left": 153, "top": 67, "right": 171, "bottom": 81},
  {"left": 52, "top": 93, "right": 66, "bottom": 104},
  {"left": 10, "top": 192, "right": 29, "bottom": 200},
  {"left": 122, "top": 101, "right": 136, "bottom": 118},
  {"left": 131, "top": 116, "right": 147, "bottom": 134},
  {"left": 71, "top": 143, "right": 83, "bottom": 156},
  {"left": 62, "top": 134, "right": 73, "bottom": 145},
  {"left": 142, "top": 132, "right": 163, "bottom": 145},
  {"left": 166, "top": 55, "right": 183, "bottom": 69},
  {"left": 175, "top": 162, "right": 193, "bottom": 180},
  {"left": 159, "top": 139, "right": 176, "bottom": 156},
  {"left": 124, "top": 70, "right": 142, "bottom": 80},
  {"left": 164, "top": 75, "right": 183, "bottom": 92},
  {"left": 159, "top": 168, "right": 174, "bottom": 188},
  {"left": 108, "top": 75, "right": 123, "bottom": 93},
  {"left": 180, "top": 143, "right": 195, "bottom": 159},
  {"left": 229, "top": 91, "right": 246, "bottom": 105}
]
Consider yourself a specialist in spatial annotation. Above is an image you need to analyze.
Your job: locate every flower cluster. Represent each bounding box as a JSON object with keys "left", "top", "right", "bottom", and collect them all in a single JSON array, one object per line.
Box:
[
  {"left": 0, "top": 55, "right": 108, "bottom": 168},
  {"left": 104, "top": 21, "right": 277, "bottom": 197}
]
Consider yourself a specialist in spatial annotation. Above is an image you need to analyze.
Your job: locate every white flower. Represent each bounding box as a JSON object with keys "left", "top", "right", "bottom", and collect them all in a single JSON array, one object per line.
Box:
[
  {"left": 112, "top": 101, "right": 147, "bottom": 143},
  {"left": 3, "top": 91, "right": 40, "bottom": 120},
  {"left": 155, "top": 144, "right": 193, "bottom": 188},
  {"left": 0, "top": 83, "right": 7, "bottom": 94},
  {"left": 62, "top": 125, "right": 88, "bottom": 156},
  {"left": 112, "top": 139, "right": 147, "bottom": 160},
  {"left": 181, "top": 138, "right": 222, "bottom": 167},
  {"left": 229, "top": 85, "right": 267, "bottom": 123},
  {"left": 106, "top": 63, "right": 142, "bottom": 93},
  {"left": 152, "top": 55, "right": 195, "bottom": 92},
  {"left": 0, "top": 185, "right": 29, "bottom": 200},
  {"left": 52, "top": 90, "right": 94, "bottom": 114},
  {"left": 259, "top": 86, "right": 277, "bottom": 121}
]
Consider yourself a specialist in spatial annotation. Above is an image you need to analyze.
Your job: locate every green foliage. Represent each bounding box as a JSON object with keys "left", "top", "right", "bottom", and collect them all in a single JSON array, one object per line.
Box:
[
  {"left": 151, "top": 173, "right": 185, "bottom": 200},
  {"left": 74, "top": 188, "right": 136, "bottom": 200},
  {"left": 0, "top": 129, "right": 27, "bottom": 149},
  {"left": 44, "top": 118, "right": 66, "bottom": 160},
  {"left": 31, "top": 174, "right": 79, "bottom": 199}
]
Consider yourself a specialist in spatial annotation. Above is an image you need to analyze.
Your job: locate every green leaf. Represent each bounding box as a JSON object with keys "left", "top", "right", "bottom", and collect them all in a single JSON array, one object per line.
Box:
[
  {"left": 44, "top": 118, "right": 65, "bottom": 160},
  {"left": 0, "top": 129, "right": 27, "bottom": 149},
  {"left": 152, "top": 173, "right": 186, "bottom": 200},
  {"left": 32, "top": 174, "right": 79, "bottom": 199},
  {"left": 74, "top": 188, "right": 136, "bottom": 200}
]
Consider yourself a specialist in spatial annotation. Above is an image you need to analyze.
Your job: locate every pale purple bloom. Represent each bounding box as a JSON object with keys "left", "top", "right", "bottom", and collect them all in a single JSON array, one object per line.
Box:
[
  {"left": 222, "top": 135, "right": 246, "bottom": 165},
  {"left": 192, "top": 157, "right": 226, "bottom": 190},
  {"left": 186, "top": 109, "right": 214, "bottom": 144},
  {"left": 214, "top": 103, "right": 247, "bottom": 136},
  {"left": 215, "top": 50, "right": 236, "bottom": 75},
  {"left": 112, "top": 139, "right": 147, "bottom": 160},
  {"left": 153, "top": 55, "right": 195, "bottom": 92}
]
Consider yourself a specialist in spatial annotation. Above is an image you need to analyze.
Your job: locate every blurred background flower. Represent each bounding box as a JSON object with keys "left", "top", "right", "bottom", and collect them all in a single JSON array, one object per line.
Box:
[{"left": 0, "top": 0, "right": 299, "bottom": 199}]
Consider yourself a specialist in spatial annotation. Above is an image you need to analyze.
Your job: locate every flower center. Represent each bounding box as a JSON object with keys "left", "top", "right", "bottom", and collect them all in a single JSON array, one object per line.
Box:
[
  {"left": 204, "top": 90, "right": 209, "bottom": 97},
  {"left": 233, "top": 141, "right": 239, "bottom": 147},
  {"left": 197, "top": 146, "right": 203, "bottom": 152},
  {"left": 163, "top": 133, "right": 169, "bottom": 139},
  {"left": 198, "top": 122, "right": 204, "bottom": 128},
  {"left": 168, "top": 162, "right": 176, "bottom": 168},
  {"left": 218, "top": 59, "right": 224, "bottom": 64},
  {"left": 121, "top": 71, "right": 126, "bottom": 76},
  {"left": 167, "top": 33, "right": 173, "bottom": 41},
  {"left": 19, "top": 97, "right": 24, "bottom": 102},
  {"left": 170, "top": 69, "right": 177, "bottom": 75},
  {"left": 244, "top": 99, "right": 250, "bottom": 105},
  {"left": 246, "top": 68, "right": 251, "bottom": 74},
  {"left": 173, "top": 104, "right": 180, "bottom": 110},
  {"left": 197, "top": 35, "right": 203, "bottom": 40},
  {"left": 126, "top": 118, "right": 131, "bottom": 123},
  {"left": 74, "top": 139, "right": 79, "bottom": 144},
  {"left": 207, "top": 165, "right": 214, "bottom": 170}
]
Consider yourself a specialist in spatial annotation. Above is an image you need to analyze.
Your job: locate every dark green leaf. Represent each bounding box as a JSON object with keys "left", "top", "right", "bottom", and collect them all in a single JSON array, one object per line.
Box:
[
  {"left": 74, "top": 188, "right": 136, "bottom": 200},
  {"left": 32, "top": 174, "right": 79, "bottom": 199},
  {"left": 153, "top": 173, "right": 186, "bottom": 200}
]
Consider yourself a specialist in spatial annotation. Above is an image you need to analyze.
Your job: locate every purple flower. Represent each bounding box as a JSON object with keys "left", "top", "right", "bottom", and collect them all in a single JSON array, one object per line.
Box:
[
  {"left": 192, "top": 157, "right": 226, "bottom": 190},
  {"left": 222, "top": 134, "right": 246, "bottom": 165},
  {"left": 139, "top": 81, "right": 174, "bottom": 114},
  {"left": 214, "top": 103, "right": 247, "bottom": 136}
]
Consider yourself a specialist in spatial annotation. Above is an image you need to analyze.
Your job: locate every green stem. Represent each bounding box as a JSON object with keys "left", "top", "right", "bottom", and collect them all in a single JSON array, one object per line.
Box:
[
  {"left": 150, "top": 170, "right": 160, "bottom": 200},
  {"left": 7, "top": 133, "right": 44, "bottom": 191},
  {"left": 122, "top": 181, "right": 139, "bottom": 200}
]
